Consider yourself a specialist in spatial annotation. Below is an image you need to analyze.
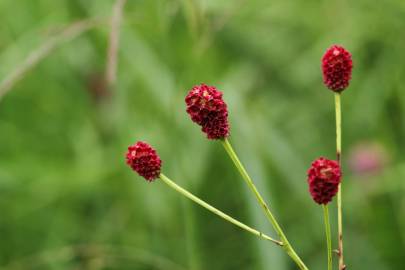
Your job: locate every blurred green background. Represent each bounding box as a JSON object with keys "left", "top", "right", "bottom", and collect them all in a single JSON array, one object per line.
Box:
[{"left": 1, "top": 0, "right": 404, "bottom": 269}]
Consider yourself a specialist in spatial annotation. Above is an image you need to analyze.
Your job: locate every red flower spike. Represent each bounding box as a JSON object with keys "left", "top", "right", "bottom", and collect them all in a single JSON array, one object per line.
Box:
[
  {"left": 322, "top": 45, "right": 353, "bottom": 92},
  {"left": 185, "top": 84, "right": 230, "bottom": 139},
  {"left": 307, "top": 157, "right": 342, "bottom": 205},
  {"left": 126, "top": 141, "right": 162, "bottom": 181}
]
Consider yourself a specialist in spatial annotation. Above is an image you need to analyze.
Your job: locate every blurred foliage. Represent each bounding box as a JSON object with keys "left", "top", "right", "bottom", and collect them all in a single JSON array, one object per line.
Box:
[{"left": 0, "top": 0, "right": 405, "bottom": 269}]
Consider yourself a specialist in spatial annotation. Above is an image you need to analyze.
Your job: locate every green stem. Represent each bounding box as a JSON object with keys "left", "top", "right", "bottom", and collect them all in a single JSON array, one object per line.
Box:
[
  {"left": 159, "top": 173, "right": 282, "bottom": 246},
  {"left": 335, "top": 93, "right": 345, "bottom": 270},
  {"left": 323, "top": 204, "right": 332, "bottom": 270},
  {"left": 221, "top": 138, "right": 308, "bottom": 270}
]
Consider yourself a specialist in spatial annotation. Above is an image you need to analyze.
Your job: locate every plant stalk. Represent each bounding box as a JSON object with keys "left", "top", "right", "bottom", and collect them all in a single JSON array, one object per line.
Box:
[
  {"left": 221, "top": 138, "right": 308, "bottom": 270},
  {"left": 159, "top": 173, "right": 283, "bottom": 246},
  {"left": 335, "top": 93, "right": 345, "bottom": 270},
  {"left": 323, "top": 204, "right": 332, "bottom": 270}
]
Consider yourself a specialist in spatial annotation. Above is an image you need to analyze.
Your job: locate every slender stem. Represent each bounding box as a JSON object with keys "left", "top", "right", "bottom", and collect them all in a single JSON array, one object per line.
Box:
[
  {"left": 335, "top": 93, "right": 342, "bottom": 163},
  {"left": 335, "top": 93, "right": 345, "bottom": 270},
  {"left": 323, "top": 205, "right": 332, "bottom": 270},
  {"left": 159, "top": 173, "right": 283, "bottom": 246},
  {"left": 221, "top": 139, "right": 308, "bottom": 270}
]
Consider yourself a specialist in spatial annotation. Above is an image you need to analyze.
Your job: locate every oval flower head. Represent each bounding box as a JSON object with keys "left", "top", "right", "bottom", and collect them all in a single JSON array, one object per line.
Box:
[
  {"left": 185, "top": 84, "right": 230, "bottom": 140},
  {"left": 126, "top": 141, "right": 162, "bottom": 181},
  {"left": 307, "top": 157, "right": 342, "bottom": 204},
  {"left": 322, "top": 45, "right": 353, "bottom": 92}
]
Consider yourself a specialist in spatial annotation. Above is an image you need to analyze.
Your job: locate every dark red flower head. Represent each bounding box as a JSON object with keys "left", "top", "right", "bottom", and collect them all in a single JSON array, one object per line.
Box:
[
  {"left": 185, "top": 83, "right": 230, "bottom": 139},
  {"left": 126, "top": 141, "right": 162, "bottom": 181},
  {"left": 322, "top": 45, "right": 353, "bottom": 92},
  {"left": 307, "top": 157, "right": 342, "bottom": 204}
]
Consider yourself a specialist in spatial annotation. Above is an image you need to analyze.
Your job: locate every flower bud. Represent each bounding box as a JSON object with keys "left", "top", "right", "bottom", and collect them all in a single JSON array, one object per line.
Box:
[
  {"left": 185, "top": 84, "right": 230, "bottom": 140},
  {"left": 126, "top": 141, "right": 162, "bottom": 181},
  {"left": 307, "top": 157, "right": 341, "bottom": 204},
  {"left": 322, "top": 45, "right": 353, "bottom": 92}
]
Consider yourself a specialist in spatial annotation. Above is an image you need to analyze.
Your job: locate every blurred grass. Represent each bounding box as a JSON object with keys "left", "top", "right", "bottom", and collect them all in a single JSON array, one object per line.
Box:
[{"left": 0, "top": 0, "right": 405, "bottom": 269}]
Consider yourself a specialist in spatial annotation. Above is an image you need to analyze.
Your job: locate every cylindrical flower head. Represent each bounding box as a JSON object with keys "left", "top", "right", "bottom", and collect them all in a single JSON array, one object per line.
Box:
[
  {"left": 307, "top": 157, "right": 342, "bottom": 204},
  {"left": 126, "top": 141, "right": 162, "bottom": 181},
  {"left": 185, "top": 84, "right": 230, "bottom": 139},
  {"left": 322, "top": 45, "right": 353, "bottom": 92}
]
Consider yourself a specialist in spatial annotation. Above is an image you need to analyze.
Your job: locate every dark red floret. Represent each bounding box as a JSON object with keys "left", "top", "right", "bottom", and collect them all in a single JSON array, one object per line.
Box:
[
  {"left": 185, "top": 84, "right": 230, "bottom": 139},
  {"left": 307, "top": 157, "right": 342, "bottom": 204},
  {"left": 322, "top": 45, "right": 353, "bottom": 92},
  {"left": 126, "top": 141, "right": 162, "bottom": 181}
]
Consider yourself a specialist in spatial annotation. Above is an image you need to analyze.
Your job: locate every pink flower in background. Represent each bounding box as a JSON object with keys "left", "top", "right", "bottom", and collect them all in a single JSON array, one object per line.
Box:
[{"left": 348, "top": 142, "right": 388, "bottom": 176}]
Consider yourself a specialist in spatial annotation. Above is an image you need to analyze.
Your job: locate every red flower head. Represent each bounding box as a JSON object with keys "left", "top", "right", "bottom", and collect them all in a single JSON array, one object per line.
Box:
[
  {"left": 307, "top": 157, "right": 342, "bottom": 204},
  {"left": 185, "top": 84, "right": 230, "bottom": 139},
  {"left": 126, "top": 141, "right": 162, "bottom": 181},
  {"left": 322, "top": 45, "right": 353, "bottom": 92}
]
